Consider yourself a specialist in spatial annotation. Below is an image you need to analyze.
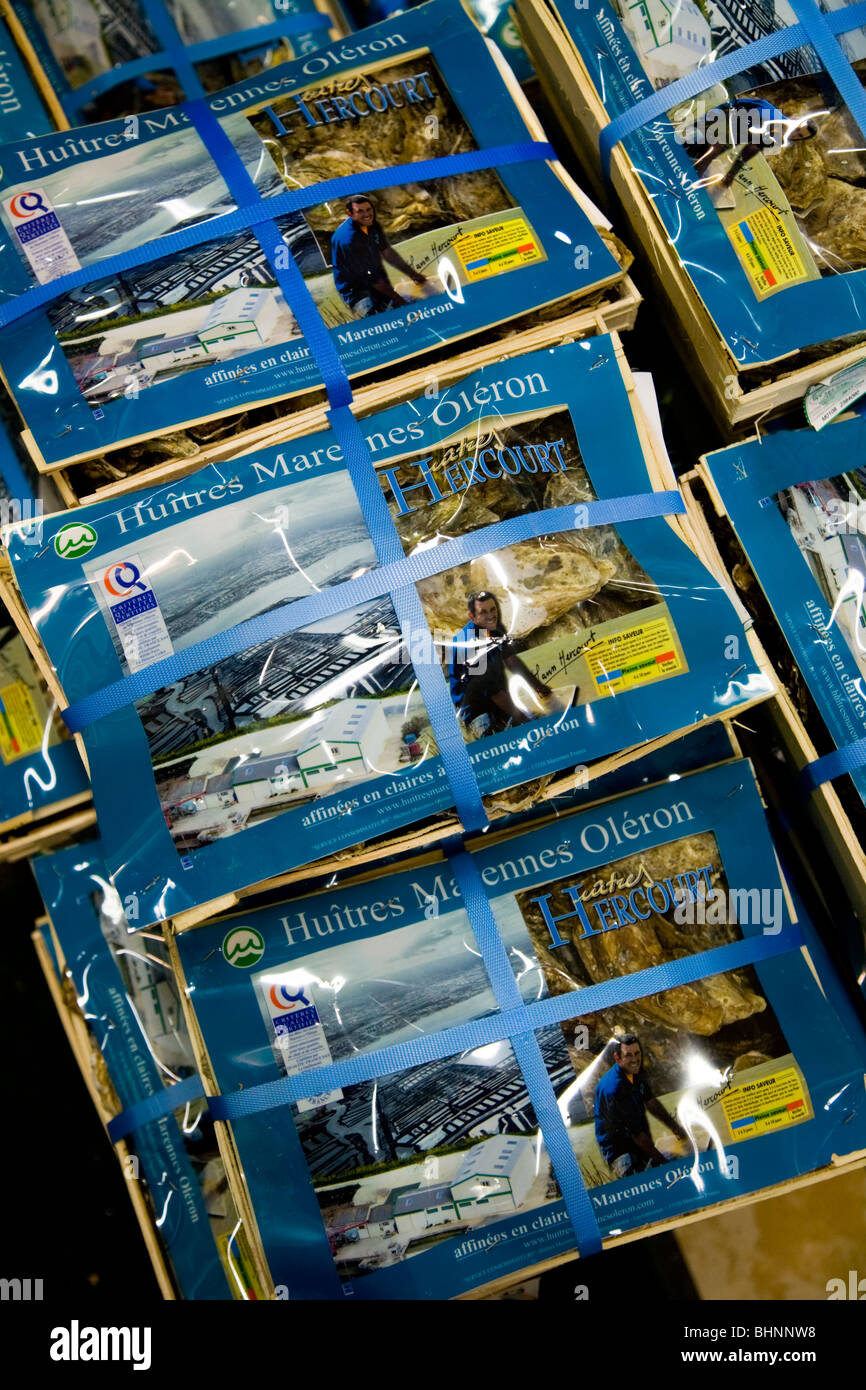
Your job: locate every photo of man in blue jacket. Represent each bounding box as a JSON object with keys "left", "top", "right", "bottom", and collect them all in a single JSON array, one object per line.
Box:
[
  {"left": 331, "top": 194, "right": 433, "bottom": 316},
  {"left": 595, "top": 1034, "right": 687, "bottom": 1179}
]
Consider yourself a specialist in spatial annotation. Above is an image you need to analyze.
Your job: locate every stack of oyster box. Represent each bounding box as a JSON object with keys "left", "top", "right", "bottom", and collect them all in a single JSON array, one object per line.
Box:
[{"left": 1, "top": 0, "right": 865, "bottom": 1301}]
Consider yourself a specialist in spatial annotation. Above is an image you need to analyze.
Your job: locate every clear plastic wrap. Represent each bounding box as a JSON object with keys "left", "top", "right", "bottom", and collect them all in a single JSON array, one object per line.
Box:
[
  {"left": 173, "top": 756, "right": 866, "bottom": 1299},
  {"left": 32, "top": 838, "right": 268, "bottom": 1299},
  {"left": 705, "top": 411, "right": 866, "bottom": 812},
  {"left": 535, "top": 0, "right": 866, "bottom": 373},
  {"left": 0, "top": 1, "right": 621, "bottom": 468},
  {"left": 8, "top": 0, "right": 343, "bottom": 123}
]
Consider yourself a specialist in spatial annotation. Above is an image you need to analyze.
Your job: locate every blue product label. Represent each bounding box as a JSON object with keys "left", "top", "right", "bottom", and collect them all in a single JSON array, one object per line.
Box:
[
  {"left": 705, "top": 415, "right": 866, "bottom": 808},
  {"left": 0, "top": 1, "right": 619, "bottom": 465},
  {"left": 176, "top": 759, "right": 866, "bottom": 1299},
  {"left": 32, "top": 841, "right": 239, "bottom": 1300},
  {"left": 0, "top": 18, "right": 53, "bottom": 139},
  {"left": 559, "top": 0, "right": 866, "bottom": 367},
  {"left": 8, "top": 337, "right": 772, "bottom": 930}
]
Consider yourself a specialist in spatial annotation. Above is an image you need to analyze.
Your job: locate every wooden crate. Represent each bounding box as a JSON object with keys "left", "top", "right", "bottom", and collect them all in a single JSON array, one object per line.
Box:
[
  {"left": 2, "top": 34, "right": 640, "bottom": 500},
  {"left": 37, "top": 272, "right": 641, "bottom": 510},
  {"left": 0, "top": 588, "right": 93, "bottom": 859},
  {"left": 33, "top": 913, "right": 274, "bottom": 1300},
  {"left": 31, "top": 918, "right": 178, "bottom": 1299},
  {"left": 1, "top": 334, "right": 779, "bottom": 931},
  {"left": 515, "top": 0, "right": 866, "bottom": 437},
  {"left": 164, "top": 814, "right": 866, "bottom": 1302},
  {"left": 0, "top": 795, "right": 94, "bottom": 863},
  {"left": 680, "top": 465, "right": 866, "bottom": 931},
  {"left": 468, "top": 1152, "right": 866, "bottom": 1298}
]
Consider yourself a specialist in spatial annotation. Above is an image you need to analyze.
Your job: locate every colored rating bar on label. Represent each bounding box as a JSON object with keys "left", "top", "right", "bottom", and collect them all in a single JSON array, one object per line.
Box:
[
  {"left": 595, "top": 650, "right": 676, "bottom": 684},
  {"left": 737, "top": 220, "right": 777, "bottom": 286},
  {"left": 465, "top": 241, "right": 535, "bottom": 270},
  {"left": 730, "top": 1098, "right": 804, "bottom": 1130}
]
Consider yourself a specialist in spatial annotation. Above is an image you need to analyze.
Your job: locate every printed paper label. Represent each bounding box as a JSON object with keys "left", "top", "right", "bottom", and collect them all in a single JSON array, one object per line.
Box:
[
  {"left": 727, "top": 207, "right": 809, "bottom": 298},
  {"left": 804, "top": 357, "right": 866, "bottom": 430},
  {"left": 584, "top": 614, "right": 684, "bottom": 695},
  {"left": 3, "top": 187, "right": 81, "bottom": 285},
  {"left": 0, "top": 678, "right": 43, "bottom": 761},
  {"left": 720, "top": 1065, "right": 809, "bottom": 1140},
  {"left": 85, "top": 552, "right": 174, "bottom": 674},
  {"left": 266, "top": 977, "right": 342, "bottom": 1113},
  {"left": 452, "top": 216, "right": 543, "bottom": 281}
]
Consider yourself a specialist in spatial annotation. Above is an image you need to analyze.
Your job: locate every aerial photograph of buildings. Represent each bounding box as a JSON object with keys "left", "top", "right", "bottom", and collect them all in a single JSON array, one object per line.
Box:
[
  {"left": 776, "top": 471, "right": 866, "bottom": 680},
  {"left": 85, "top": 470, "right": 428, "bottom": 849},
  {"left": 257, "top": 905, "right": 571, "bottom": 1277}
]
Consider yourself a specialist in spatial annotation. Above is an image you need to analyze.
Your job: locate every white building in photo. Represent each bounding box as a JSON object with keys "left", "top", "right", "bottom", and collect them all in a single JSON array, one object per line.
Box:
[
  {"left": 363, "top": 1204, "right": 398, "bottom": 1239},
  {"left": 136, "top": 332, "right": 210, "bottom": 376},
  {"left": 198, "top": 288, "right": 281, "bottom": 352},
  {"left": 296, "top": 699, "right": 390, "bottom": 789},
  {"left": 451, "top": 1136, "right": 535, "bottom": 1218},
  {"left": 392, "top": 1185, "right": 461, "bottom": 1236},
  {"left": 619, "top": 0, "right": 711, "bottom": 81},
  {"left": 230, "top": 752, "right": 303, "bottom": 804},
  {"left": 203, "top": 767, "right": 238, "bottom": 809}
]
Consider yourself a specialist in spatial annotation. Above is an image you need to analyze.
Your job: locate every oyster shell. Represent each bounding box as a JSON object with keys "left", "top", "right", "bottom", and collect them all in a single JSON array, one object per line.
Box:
[
  {"left": 803, "top": 179, "right": 866, "bottom": 269},
  {"left": 416, "top": 537, "right": 617, "bottom": 638},
  {"left": 765, "top": 138, "right": 827, "bottom": 213},
  {"left": 517, "top": 835, "right": 767, "bottom": 1039},
  {"left": 252, "top": 60, "right": 512, "bottom": 248}
]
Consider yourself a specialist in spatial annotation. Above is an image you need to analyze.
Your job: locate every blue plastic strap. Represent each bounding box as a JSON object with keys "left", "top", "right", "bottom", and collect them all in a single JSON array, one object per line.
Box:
[
  {"left": 789, "top": 0, "right": 866, "bottom": 158},
  {"left": 64, "top": 13, "right": 332, "bottom": 118},
  {"left": 510, "top": 1034, "right": 603, "bottom": 1256},
  {"left": 446, "top": 844, "right": 524, "bottom": 1009},
  {"left": 446, "top": 844, "right": 603, "bottom": 1254},
  {"left": 177, "top": 104, "right": 350, "bottom": 412},
  {"left": 208, "top": 925, "right": 803, "bottom": 1117},
  {"left": 598, "top": 0, "right": 866, "bottom": 179},
  {"left": 0, "top": 142, "right": 555, "bottom": 331},
  {"left": 107, "top": 1072, "right": 206, "bottom": 1143},
  {"left": 167, "top": 102, "right": 485, "bottom": 826},
  {"left": 62, "top": 492, "right": 685, "bottom": 733},
  {"left": 327, "top": 404, "right": 487, "bottom": 829},
  {"left": 798, "top": 737, "right": 866, "bottom": 793},
  {"left": 182, "top": 99, "right": 355, "bottom": 408},
  {"left": 138, "top": 0, "right": 205, "bottom": 100},
  {"left": 157, "top": 97, "right": 481, "bottom": 825},
  {"left": 599, "top": 27, "right": 806, "bottom": 178}
]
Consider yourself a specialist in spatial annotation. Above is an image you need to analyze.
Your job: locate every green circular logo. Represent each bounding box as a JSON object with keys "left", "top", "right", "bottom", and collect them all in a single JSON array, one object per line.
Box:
[
  {"left": 54, "top": 522, "right": 98, "bottom": 559},
  {"left": 222, "top": 925, "right": 265, "bottom": 968}
]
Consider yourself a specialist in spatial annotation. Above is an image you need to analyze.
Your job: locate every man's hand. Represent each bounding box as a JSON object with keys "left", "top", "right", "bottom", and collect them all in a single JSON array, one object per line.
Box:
[{"left": 648, "top": 1097, "right": 687, "bottom": 1141}]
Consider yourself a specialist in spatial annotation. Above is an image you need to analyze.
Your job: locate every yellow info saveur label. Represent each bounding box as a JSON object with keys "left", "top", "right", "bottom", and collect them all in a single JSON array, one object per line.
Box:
[
  {"left": 0, "top": 679, "right": 44, "bottom": 763},
  {"left": 727, "top": 207, "right": 809, "bottom": 298},
  {"left": 585, "top": 615, "right": 683, "bottom": 695},
  {"left": 720, "top": 1067, "right": 810, "bottom": 1141},
  {"left": 452, "top": 217, "right": 544, "bottom": 281}
]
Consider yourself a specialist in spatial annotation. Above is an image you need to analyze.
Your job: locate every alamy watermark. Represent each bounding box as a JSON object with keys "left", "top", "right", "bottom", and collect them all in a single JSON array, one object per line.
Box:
[
  {"left": 674, "top": 886, "right": 784, "bottom": 935},
  {"left": 0, "top": 1276, "right": 42, "bottom": 1300},
  {"left": 0, "top": 496, "right": 43, "bottom": 545}
]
